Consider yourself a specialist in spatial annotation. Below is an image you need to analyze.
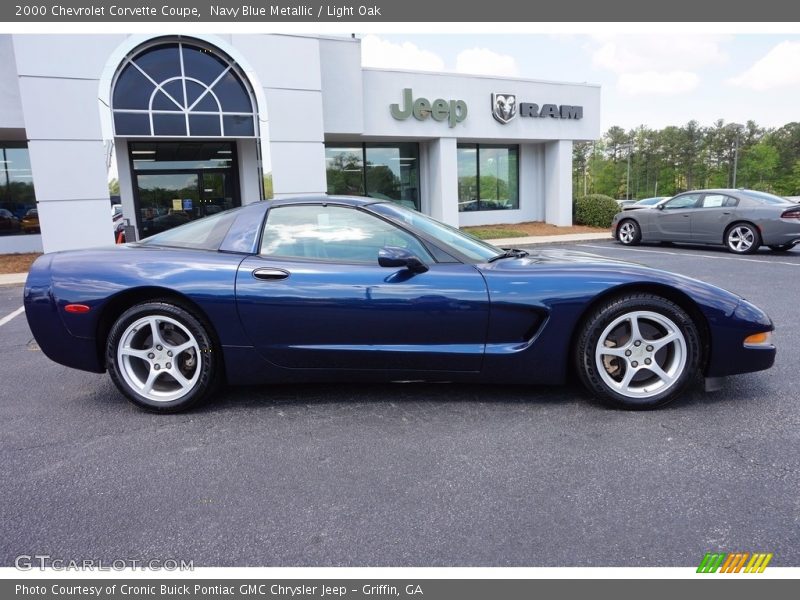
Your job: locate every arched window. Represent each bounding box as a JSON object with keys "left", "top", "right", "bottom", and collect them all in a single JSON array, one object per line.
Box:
[{"left": 112, "top": 40, "right": 257, "bottom": 138}]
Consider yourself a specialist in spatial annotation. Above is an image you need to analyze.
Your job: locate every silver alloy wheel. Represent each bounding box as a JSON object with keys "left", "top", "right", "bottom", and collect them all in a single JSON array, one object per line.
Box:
[
  {"left": 728, "top": 225, "right": 755, "bottom": 252},
  {"left": 618, "top": 221, "right": 637, "bottom": 244},
  {"left": 116, "top": 315, "right": 201, "bottom": 402},
  {"left": 594, "top": 310, "right": 687, "bottom": 399}
]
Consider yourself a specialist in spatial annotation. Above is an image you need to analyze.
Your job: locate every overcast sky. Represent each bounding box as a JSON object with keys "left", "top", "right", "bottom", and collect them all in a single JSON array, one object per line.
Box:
[{"left": 360, "top": 33, "right": 800, "bottom": 132}]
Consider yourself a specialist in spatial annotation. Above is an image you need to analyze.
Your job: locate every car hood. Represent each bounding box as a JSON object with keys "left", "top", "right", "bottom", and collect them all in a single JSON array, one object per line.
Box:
[
  {"left": 493, "top": 248, "right": 640, "bottom": 267},
  {"left": 478, "top": 247, "right": 747, "bottom": 316}
]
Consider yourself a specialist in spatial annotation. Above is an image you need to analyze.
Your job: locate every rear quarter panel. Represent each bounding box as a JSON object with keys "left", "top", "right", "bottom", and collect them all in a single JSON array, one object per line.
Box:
[{"left": 26, "top": 246, "right": 250, "bottom": 372}]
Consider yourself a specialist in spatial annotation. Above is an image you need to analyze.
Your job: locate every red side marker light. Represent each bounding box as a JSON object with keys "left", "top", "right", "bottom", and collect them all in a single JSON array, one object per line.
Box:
[{"left": 64, "top": 304, "right": 91, "bottom": 314}]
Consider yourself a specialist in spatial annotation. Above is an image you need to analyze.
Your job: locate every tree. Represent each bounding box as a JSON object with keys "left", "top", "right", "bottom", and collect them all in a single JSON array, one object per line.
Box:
[
  {"left": 575, "top": 119, "right": 798, "bottom": 200},
  {"left": 738, "top": 141, "right": 779, "bottom": 190}
]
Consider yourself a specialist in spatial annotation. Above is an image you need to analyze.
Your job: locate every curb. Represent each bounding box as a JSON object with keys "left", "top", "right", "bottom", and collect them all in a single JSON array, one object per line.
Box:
[
  {"left": 488, "top": 232, "right": 613, "bottom": 247},
  {"left": 0, "top": 273, "right": 27, "bottom": 287}
]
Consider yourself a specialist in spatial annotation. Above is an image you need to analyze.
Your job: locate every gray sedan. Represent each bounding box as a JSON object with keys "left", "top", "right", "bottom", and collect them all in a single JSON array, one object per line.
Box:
[{"left": 611, "top": 189, "right": 800, "bottom": 254}]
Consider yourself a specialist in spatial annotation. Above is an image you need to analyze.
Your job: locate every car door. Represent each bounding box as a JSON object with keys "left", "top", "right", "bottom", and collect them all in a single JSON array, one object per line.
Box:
[
  {"left": 235, "top": 203, "right": 490, "bottom": 372},
  {"left": 690, "top": 193, "right": 738, "bottom": 244},
  {"left": 652, "top": 193, "right": 702, "bottom": 240}
]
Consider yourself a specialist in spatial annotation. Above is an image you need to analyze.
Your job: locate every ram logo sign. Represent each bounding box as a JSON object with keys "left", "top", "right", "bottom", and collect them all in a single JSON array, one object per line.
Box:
[
  {"left": 696, "top": 552, "right": 773, "bottom": 573},
  {"left": 491, "top": 93, "right": 517, "bottom": 124}
]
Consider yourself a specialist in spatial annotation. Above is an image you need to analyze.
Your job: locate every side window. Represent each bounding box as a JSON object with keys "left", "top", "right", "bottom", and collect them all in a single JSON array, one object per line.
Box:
[
  {"left": 260, "top": 205, "right": 434, "bottom": 263},
  {"left": 724, "top": 196, "right": 739, "bottom": 208},
  {"left": 701, "top": 194, "right": 727, "bottom": 208},
  {"left": 663, "top": 194, "right": 701, "bottom": 210}
]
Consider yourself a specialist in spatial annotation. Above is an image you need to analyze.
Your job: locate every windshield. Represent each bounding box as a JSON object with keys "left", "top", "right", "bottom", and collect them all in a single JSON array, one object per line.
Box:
[
  {"left": 369, "top": 202, "right": 504, "bottom": 263},
  {"left": 744, "top": 190, "right": 793, "bottom": 205}
]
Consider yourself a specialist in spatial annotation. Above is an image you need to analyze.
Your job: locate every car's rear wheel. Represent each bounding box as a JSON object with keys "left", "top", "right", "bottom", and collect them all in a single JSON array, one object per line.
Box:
[
  {"left": 617, "top": 219, "right": 641, "bottom": 246},
  {"left": 106, "top": 302, "right": 219, "bottom": 413},
  {"left": 575, "top": 294, "right": 701, "bottom": 409},
  {"left": 725, "top": 223, "right": 760, "bottom": 254},
  {"left": 768, "top": 243, "right": 795, "bottom": 252}
]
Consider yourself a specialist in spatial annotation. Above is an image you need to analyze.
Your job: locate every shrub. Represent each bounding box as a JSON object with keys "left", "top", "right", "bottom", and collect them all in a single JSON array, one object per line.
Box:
[{"left": 573, "top": 194, "right": 619, "bottom": 228}]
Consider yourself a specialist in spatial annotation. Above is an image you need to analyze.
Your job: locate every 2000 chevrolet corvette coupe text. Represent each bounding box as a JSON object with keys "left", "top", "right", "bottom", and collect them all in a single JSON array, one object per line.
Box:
[{"left": 24, "top": 196, "right": 775, "bottom": 412}]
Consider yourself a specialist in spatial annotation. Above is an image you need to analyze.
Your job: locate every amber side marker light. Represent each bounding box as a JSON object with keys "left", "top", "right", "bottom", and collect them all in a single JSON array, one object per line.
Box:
[
  {"left": 744, "top": 331, "right": 772, "bottom": 347},
  {"left": 64, "top": 304, "right": 91, "bottom": 314}
]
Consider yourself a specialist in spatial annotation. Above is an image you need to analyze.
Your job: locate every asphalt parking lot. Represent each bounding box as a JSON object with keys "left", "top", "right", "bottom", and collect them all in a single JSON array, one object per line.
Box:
[{"left": 1, "top": 240, "right": 798, "bottom": 567}]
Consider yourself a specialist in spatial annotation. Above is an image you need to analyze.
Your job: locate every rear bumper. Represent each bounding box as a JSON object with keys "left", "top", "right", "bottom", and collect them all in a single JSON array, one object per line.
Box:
[
  {"left": 760, "top": 220, "right": 800, "bottom": 246},
  {"left": 24, "top": 257, "right": 105, "bottom": 374}
]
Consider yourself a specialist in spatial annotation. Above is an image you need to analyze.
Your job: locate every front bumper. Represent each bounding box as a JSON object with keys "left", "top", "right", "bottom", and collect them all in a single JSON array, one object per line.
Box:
[{"left": 705, "top": 298, "right": 775, "bottom": 377}]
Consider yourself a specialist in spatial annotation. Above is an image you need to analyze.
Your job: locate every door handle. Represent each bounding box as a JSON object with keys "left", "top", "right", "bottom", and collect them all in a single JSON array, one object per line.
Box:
[
  {"left": 252, "top": 268, "right": 290, "bottom": 281},
  {"left": 722, "top": 212, "right": 731, "bottom": 215}
]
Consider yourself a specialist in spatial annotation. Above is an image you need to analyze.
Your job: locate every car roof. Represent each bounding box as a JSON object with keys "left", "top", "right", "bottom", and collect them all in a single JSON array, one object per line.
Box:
[
  {"left": 674, "top": 188, "right": 766, "bottom": 196},
  {"left": 266, "top": 194, "right": 380, "bottom": 208}
]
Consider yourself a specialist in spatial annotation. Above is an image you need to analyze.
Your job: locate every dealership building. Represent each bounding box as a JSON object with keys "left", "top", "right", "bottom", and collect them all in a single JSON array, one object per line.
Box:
[{"left": 0, "top": 33, "right": 600, "bottom": 254}]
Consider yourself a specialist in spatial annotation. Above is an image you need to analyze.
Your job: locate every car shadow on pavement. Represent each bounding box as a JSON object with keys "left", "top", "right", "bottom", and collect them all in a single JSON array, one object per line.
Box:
[
  {"left": 85, "top": 372, "right": 768, "bottom": 416},
  {"left": 631, "top": 241, "right": 799, "bottom": 256}
]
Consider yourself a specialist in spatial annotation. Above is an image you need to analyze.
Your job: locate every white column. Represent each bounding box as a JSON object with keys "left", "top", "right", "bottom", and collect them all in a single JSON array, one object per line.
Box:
[
  {"left": 426, "top": 137, "right": 459, "bottom": 227},
  {"left": 13, "top": 35, "right": 119, "bottom": 252},
  {"left": 237, "top": 139, "right": 262, "bottom": 204},
  {"left": 544, "top": 139, "right": 573, "bottom": 226}
]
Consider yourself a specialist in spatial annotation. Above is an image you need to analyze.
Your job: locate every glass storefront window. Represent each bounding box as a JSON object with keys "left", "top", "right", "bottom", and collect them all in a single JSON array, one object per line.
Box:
[
  {"left": 0, "top": 144, "right": 37, "bottom": 237},
  {"left": 458, "top": 144, "right": 519, "bottom": 212},
  {"left": 325, "top": 146, "right": 364, "bottom": 196},
  {"left": 365, "top": 144, "right": 420, "bottom": 210},
  {"left": 325, "top": 143, "right": 421, "bottom": 210}
]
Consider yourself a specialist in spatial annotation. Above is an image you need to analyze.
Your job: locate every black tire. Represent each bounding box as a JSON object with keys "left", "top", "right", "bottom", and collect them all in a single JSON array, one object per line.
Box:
[
  {"left": 725, "top": 223, "right": 761, "bottom": 254},
  {"left": 574, "top": 293, "right": 701, "bottom": 410},
  {"left": 106, "top": 301, "right": 220, "bottom": 413},
  {"left": 617, "top": 219, "right": 642, "bottom": 246},
  {"left": 768, "top": 244, "right": 794, "bottom": 252}
]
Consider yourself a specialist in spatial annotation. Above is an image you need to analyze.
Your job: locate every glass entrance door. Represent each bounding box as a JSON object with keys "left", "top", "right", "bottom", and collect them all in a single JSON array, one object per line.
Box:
[
  {"left": 131, "top": 141, "right": 240, "bottom": 238},
  {"left": 136, "top": 172, "right": 200, "bottom": 237}
]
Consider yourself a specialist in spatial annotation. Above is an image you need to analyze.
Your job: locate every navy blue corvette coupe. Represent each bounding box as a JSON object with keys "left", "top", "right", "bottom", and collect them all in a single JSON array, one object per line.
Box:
[{"left": 24, "top": 195, "right": 775, "bottom": 412}]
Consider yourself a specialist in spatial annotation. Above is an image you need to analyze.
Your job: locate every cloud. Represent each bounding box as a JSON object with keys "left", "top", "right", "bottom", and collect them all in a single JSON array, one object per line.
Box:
[
  {"left": 591, "top": 35, "right": 727, "bottom": 74},
  {"left": 728, "top": 41, "right": 800, "bottom": 91},
  {"left": 455, "top": 47, "right": 520, "bottom": 77},
  {"left": 617, "top": 70, "right": 700, "bottom": 96},
  {"left": 587, "top": 35, "right": 726, "bottom": 97},
  {"left": 360, "top": 34, "right": 445, "bottom": 72}
]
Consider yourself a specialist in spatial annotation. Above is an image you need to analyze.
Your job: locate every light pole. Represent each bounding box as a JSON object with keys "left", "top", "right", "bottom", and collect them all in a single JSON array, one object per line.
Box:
[
  {"left": 619, "top": 143, "right": 633, "bottom": 199},
  {"left": 728, "top": 122, "right": 744, "bottom": 188}
]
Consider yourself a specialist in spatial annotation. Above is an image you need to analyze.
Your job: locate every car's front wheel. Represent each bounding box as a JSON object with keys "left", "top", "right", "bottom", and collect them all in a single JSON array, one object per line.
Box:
[
  {"left": 617, "top": 219, "right": 641, "bottom": 246},
  {"left": 106, "top": 301, "right": 219, "bottom": 412},
  {"left": 575, "top": 294, "right": 701, "bottom": 409},
  {"left": 726, "top": 223, "right": 760, "bottom": 254}
]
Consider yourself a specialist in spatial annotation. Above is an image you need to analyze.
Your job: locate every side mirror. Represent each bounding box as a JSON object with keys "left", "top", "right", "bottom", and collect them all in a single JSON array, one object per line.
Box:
[
  {"left": 378, "top": 247, "right": 429, "bottom": 273},
  {"left": 656, "top": 203, "right": 665, "bottom": 210}
]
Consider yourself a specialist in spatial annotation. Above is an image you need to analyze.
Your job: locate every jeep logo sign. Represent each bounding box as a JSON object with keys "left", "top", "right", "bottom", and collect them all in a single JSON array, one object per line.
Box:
[
  {"left": 391, "top": 88, "right": 468, "bottom": 128},
  {"left": 491, "top": 93, "right": 583, "bottom": 124}
]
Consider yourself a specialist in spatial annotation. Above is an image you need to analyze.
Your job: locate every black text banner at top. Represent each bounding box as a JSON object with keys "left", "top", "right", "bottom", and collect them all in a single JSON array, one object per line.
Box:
[{"left": 4, "top": 0, "right": 800, "bottom": 22}]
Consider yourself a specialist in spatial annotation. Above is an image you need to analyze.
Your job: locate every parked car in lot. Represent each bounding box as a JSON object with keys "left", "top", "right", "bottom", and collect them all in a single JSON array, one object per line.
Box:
[
  {"left": 20, "top": 208, "right": 39, "bottom": 233},
  {"left": 615, "top": 198, "right": 637, "bottom": 209},
  {"left": 623, "top": 196, "right": 669, "bottom": 210},
  {"left": 613, "top": 189, "right": 800, "bottom": 254},
  {"left": 25, "top": 195, "right": 775, "bottom": 413},
  {"left": 0, "top": 208, "right": 21, "bottom": 233}
]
